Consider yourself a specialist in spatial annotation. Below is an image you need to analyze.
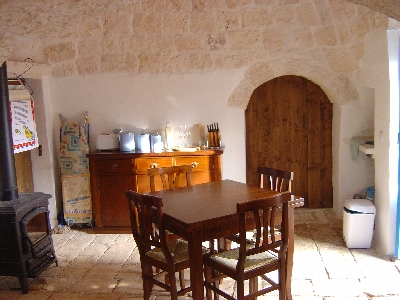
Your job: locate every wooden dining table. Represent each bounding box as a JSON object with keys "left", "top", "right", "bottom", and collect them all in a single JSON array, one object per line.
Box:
[{"left": 150, "top": 179, "right": 304, "bottom": 300}]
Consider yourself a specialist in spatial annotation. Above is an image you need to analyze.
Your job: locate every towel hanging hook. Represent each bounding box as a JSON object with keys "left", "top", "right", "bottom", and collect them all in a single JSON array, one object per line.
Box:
[{"left": 13, "top": 58, "right": 34, "bottom": 96}]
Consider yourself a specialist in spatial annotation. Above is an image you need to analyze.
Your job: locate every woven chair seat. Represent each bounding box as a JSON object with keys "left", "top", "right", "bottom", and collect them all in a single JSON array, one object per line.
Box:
[
  {"left": 146, "top": 238, "right": 209, "bottom": 264},
  {"left": 229, "top": 227, "right": 281, "bottom": 245},
  {"left": 208, "top": 246, "right": 278, "bottom": 271}
]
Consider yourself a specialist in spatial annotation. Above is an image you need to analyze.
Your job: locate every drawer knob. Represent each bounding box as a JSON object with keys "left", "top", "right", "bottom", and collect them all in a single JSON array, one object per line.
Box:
[
  {"left": 112, "top": 164, "right": 119, "bottom": 169},
  {"left": 149, "top": 163, "right": 159, "bottom": 169},
  {"left": 191, "top": 162, "right": 199, "bottom": 168}
]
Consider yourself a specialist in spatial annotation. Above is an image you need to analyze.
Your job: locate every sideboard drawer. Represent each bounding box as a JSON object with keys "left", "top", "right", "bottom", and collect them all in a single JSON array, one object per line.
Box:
[
  {"left": 135, "top": 157, "right": 173, "bottom": 172},
  {"left": 175, "top": 156, "right": 212, "bottom": 171},
  {"left": 97, "top": 159, "right": 134, "bottom": 173}
]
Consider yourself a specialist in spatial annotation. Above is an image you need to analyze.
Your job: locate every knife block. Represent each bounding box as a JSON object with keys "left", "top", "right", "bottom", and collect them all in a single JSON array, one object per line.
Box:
[{"left": 208, "top": 129, "right": 220, "bottom": 148}]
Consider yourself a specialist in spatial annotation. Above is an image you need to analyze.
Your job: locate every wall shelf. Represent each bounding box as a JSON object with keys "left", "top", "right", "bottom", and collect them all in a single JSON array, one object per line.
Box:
[{"left": 359, "top": 143, "right": 374, "bottom": 159}]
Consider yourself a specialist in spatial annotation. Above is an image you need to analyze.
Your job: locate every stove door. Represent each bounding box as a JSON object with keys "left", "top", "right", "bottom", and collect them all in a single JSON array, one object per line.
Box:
[{"left": 20, "top": 206, "right": 50, "bottom": 256}]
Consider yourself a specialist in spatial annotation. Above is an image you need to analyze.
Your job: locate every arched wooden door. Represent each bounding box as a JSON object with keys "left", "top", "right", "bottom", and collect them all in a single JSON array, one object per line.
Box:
[{"left": 245, "top": 75, "right": 333, "bottom": 208}]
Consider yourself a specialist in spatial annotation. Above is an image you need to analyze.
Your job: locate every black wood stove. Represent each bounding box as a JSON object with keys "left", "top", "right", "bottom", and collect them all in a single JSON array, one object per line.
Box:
[{"left": 0, "top": 62, "right": 57, "bottom": 293}]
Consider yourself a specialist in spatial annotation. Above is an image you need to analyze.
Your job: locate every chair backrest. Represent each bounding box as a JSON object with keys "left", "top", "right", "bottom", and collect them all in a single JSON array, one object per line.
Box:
[
  {"left": 236, "top": 191, "right": 291, "bottom": 270},
  {"left": 125, "top": 190, "right": 173, "bottom": 263},
  {"left": 147, "top": 165, "right": 193, "bottom": 192},
  {"left": 257, "top": 166, "right": 294, "bottom": 192}
]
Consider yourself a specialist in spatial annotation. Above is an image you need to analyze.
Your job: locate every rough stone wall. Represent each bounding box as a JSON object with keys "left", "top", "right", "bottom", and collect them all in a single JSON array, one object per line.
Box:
[{"left": 0, "top": 0, "right": 390, "bottom": 106}]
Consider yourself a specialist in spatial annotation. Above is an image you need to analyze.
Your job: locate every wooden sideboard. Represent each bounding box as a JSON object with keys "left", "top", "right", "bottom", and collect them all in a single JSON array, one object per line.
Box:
[{"left": 87, "top": 149, "right": 223, "bottom": 228}]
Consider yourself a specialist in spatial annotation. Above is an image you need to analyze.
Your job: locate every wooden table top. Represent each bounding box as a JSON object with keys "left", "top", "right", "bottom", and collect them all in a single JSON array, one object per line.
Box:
[{"left": 150, "top": 179, "right": 281, "bottom": 232}]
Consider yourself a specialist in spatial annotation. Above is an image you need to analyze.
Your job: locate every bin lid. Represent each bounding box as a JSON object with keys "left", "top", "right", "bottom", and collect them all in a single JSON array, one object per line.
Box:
[{"left": 344, "top": 199, "right": 376, "bottom": 213}]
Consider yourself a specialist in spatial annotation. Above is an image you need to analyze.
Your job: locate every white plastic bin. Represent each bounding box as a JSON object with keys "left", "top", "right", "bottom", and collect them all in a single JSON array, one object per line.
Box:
[{"left": 343, "top": 199, "right": 376, "bottom": 248}]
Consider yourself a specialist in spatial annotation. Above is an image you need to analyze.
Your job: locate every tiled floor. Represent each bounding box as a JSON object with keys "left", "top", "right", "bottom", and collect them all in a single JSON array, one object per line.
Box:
[{"left": 1, "top": 208, "right": 400, "bottom": 299}]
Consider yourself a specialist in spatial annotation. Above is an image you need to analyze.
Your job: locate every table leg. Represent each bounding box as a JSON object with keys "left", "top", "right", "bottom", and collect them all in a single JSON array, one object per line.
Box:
[
  {"left": 188, "top": 231, "right": 204, "bottom": 300},
  {"left": 286, "top": 207, "right": 294, "bottom": 300}
]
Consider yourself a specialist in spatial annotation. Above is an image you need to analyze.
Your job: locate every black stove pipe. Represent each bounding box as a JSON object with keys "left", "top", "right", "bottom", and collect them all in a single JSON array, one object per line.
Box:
[{"left": 0, "top": 61, "right": 19, "bottom": 201}]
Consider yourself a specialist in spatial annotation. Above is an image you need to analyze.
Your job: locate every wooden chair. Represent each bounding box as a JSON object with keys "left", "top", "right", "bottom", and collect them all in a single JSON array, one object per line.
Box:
[
  {"left": 257, "top": 166, "right": 294, "bottom": 193},
  {"left": 204, "top": 191, "right": 292, "bottom": 300},
  {"left": 256, "top": 166, "right": 294, "bottom": 241},
  {"left": 126, "top": 190, "right": 209, "bottom": 300},
  {"left": 148, "top": 164, "right": 193, "bottom": 279},
  {"left": 147, "top": 165, "right": 193, "bottom": 192},
  {"left": 148, "top": 165, "right": 193, "bottom": 243},
  {"left": 220, "top": 167, "right": 294, "bottom": 250}
]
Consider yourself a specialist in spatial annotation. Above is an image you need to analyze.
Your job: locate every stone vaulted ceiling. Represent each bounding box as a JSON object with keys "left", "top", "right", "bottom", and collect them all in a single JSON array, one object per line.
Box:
[
  {"left": 0, "top": 1, "right": 397, "bottom": 44},
  {"left": 346, "top": 0, "right": 400, "bottom": 22},
  {"left": 0, "top": 0, "right": 398, "bottom": 82}
]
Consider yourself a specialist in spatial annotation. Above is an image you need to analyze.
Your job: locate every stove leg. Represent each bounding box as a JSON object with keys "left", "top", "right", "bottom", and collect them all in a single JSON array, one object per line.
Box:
[{"left": 19, "top": 276, "right": 29, "bottom": 294}]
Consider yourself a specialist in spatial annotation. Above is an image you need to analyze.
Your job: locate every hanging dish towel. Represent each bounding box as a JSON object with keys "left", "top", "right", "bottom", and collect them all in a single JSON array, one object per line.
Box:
[
  {"left": 350, "top": 137, "right": 366, "bottom": 161},
  {"left": 11, "top": 98, "right": 39, "bottom": 153}
]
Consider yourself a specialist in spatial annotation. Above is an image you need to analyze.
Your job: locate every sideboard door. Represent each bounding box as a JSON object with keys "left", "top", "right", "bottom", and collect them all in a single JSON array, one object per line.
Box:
[{"left": 98, "top": 174, "right": 134, "bottom": 227}]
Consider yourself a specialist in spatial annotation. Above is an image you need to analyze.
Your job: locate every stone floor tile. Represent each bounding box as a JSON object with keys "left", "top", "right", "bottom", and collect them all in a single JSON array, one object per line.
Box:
[
  {"left": 14, "top": 290, "right": 54, "bottom": 299},
  {"left": 156, "top": 296, "right": 192, "bottom": 300},
  {"left": 31, "top": 276, "right": 74, "bottom": 292},
  {"left": 39, "top": 260, "right": 68, "bottom": 277},
  {"left": 78, "top": 243, "right": 110, "bottom": 257},
  {"left": 90, "top": 234, "right": 120, "bottom": 246},
  {"left": 308, "top": 223, "right": 339, "bottom": 238},
  {"left": 51, "top": 233, "right": 76, "bottom": 250},
  {"left": 294, "top": 209, "right": 329, "bottom": 224},
  {"left": 293, "top": 251, "right": 328, "bottom": 280},
  {"left": 318, "top": 245, "right": 355, "bottom": 262},
  {"left": 97, "top": 250, "right": 131, "bottom": 264},
  {"left": 291, "top": 279, "right": 315, "bottom": 296},
  {"left": 312, "top": 278, "right": 365, "bottom": 297},
  {"left": 313, "top": 235, "right": 347, "bottom": 248},
  {"left": 294, "top": 224, "right": 312, "bottom": 237},
  {"left": 63, "top": 236, "right": 94, "bottom": 250},
  {"left": 294, "top": 236, "right": 318, "bottom": 250},
  {"left": 47, "top": 291, "right": 83, "bottom": 299},
  {"left": 371, "top": 297, "right": 400, "bottom": 300},
  {"left": 72, "top": 254, "right": 101, "bottom": 264},
  {"left": 106, "top": 242, "right": 136, "bottom": 253},
  {"left": 54, "top": 247, "right": 82, "bottom": 262},
  {"left": 124, "top": 248, "right": 141, "bottom": 264},
  {"left": 356, "top": 257, "right": 400, "bottom": 282},
  {"left": 115, "top": 264, "right": 142, "bottom": 279},
  {"left": 68, "top": 278, "right": 119, "bottom": 293},
  {"left": 113, "top": 277, "right": 144, "bottom": 295},
  {"left": 291, "top": 297, "right": 323, "bottom": 300},
  {"left": 360, "top": 277, "right": 400, "bottom": 296},
  {"left": 323, "top": 261, "right": 363, "bottom": 279},
  {"left": 84, "top": 263, "right": 122, "bottom": 279},
  {"left": 79, "top": 293, "right": 121, "bottom": 299},
  {"left": 114, "top": 234, "right": 135, "bottom": 244},
  {"left": 119, "top": 295, "right": 156, "bottom": 299},
  {"left": 70, "top": 230, "right": 96, "bottom": 239},
  {"left": 57, "top": 261, "right": 93, "bottom": 278},
  {"left": 320, "top": 297, "right": 370, "bottom": 300}
]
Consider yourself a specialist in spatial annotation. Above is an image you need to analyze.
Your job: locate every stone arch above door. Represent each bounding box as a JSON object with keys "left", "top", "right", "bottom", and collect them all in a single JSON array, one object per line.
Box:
[{"left": 227, "top": 60, "right": 359, "bottom": 109}]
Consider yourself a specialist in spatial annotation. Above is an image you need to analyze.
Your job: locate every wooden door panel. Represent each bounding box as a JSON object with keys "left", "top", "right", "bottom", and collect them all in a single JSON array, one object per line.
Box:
[
  {"left": 15, "top": 151, "right": 34, "bottom": 192},
  {"left": 245, "top": 75, "right": 332, "bottom": 208},
  {"left": 246, "top": 76, "right": 308, "bottom": 199},
  {"left": 307, "top": 83, "right": 322, "bottom": 207},
  {"left": 307, "top": 81, "right": 333, "bottom": 208}
]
